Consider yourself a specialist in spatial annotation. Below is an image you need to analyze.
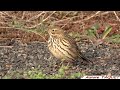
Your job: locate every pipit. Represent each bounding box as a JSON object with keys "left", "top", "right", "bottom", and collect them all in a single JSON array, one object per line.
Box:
[{"left": 47, "top": 26, "right": 89, "bottom": 64}]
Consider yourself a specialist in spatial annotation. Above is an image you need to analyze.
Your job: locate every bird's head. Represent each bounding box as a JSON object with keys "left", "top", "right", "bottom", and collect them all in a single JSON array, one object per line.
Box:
[{"left": 48, "top": 27, "right": 65, "bottom": 38}]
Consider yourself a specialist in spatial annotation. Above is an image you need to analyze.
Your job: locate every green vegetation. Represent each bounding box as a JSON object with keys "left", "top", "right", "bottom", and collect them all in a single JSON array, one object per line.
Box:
[
  {"left": 106, "top": 34, "right": 120, "bottom": 44},
  {"left": 3, "top": 65, "right": 85, "bottom": 79},
  {"left": 86, "top": 24, "right": 112, "bottom": 40},
  {"left": 86, "top": 24, "right": 120, "bottom": 44}
]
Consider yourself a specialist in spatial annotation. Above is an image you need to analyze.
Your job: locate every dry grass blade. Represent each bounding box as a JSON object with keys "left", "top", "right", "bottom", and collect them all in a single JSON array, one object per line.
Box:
[{"left": 102, "top": 26, "right": 112, "bottom": 39}]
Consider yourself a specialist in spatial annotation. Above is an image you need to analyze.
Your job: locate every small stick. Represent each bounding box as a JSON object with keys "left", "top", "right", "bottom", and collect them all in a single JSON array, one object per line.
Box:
[{"left": 0, "top": 46, "right": 13, "bottom": 48}]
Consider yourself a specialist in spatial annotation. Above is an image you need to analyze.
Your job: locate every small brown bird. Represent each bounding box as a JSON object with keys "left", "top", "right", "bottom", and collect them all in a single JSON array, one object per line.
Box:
[{"left": 47, "top": 26, "right": 89, "bottom": 63}]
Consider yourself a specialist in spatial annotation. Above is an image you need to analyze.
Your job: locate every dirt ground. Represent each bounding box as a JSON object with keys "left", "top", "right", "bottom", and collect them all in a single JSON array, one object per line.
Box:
[
  {"left": 0, "top": 38, "right": 119, "bottom": 78},
  {"left": 0, "top": 11, "right": 120, "bottom": 79}
]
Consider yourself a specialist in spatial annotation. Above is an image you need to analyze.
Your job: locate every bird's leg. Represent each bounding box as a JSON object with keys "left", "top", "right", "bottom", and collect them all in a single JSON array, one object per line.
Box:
[
  {"left": 66, "top": 62, "right": 71, "bottom": 67},
  {"left": 61, "top": 59, "right": 71, "bottom": 67},
  {"left": 60, "top": 59, "right": 65, "bottom": 66}
]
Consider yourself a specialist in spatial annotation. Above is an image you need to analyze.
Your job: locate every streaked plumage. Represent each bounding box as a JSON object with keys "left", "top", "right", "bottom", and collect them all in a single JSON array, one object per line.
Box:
[{"left": 47, "top": 26, "right": 88, "bottom": 62}]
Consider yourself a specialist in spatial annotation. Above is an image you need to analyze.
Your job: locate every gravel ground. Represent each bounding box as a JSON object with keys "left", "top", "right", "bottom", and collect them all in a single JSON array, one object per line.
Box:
[{"left": 0, "top": 39, "right": 120, "bottom": 78}]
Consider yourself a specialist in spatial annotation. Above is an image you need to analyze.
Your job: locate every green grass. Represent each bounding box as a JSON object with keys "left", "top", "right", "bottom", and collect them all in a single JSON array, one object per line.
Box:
[
  {"left": 68, "top": 23, "right": 120, "bottom": 45},
  {"left": 85, "top": 24, "right": 120, "bottom": 44},
  {"left": 9, "top": 19, "right": 47, "bottom": 34},
  {"left": 3, "top": 65, "right": 85, "bottom": 79},
  {"left": 86, "top": 24, "right": 112, "bottom": 39},
  {"left": 106, "top": 34, "right": 120, "bottom": 44}
]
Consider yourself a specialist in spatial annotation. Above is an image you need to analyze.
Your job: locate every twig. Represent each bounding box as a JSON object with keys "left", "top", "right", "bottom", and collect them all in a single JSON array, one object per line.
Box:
[
  {"left": 24, "top": 11, "right": 56, "bottom": 29},
  {"left": 62, "top": 11, "right": 102, "bottom": 28},
  {"left": 0, "top": 21, "right": 7, "bottom": 25},
  {"left": 61, "top": 11, "right": 73, "bottom": 19},
  {"left": 27, "top": 11, "right": 45, "bottom": 21},
  {"left": 0, "top": 26, "right": 47, "bottom": 41},
  {"left": 61, "top": 21, "right": 70, "bottom": 29},
  {"left": 60, "top": 12, "right": 78, "bottom": 28},
  {"left": 53, "top": 15, "right": 81, "bottom": 23},
  {"left": 0, "top": 46, "right": 13, "bottom": 48},
  {"left": 3, "top": 11, "right": 23, "bottom": 20},
  {"left": 80, "top": 11, "right": 85, "bottom": 30},
  {"left": 54, "top": 11, "right": 102, "bottom": 26},
  {"left": 73, "top": 11, "right": 101, "bottom": 23},
  {"left": 21, "top": 11, "right": 26, "bottom": 19},
  {"left": 21, "top": 28, "right": 47, "bottom": 42},
  {"left": 113, "top": 11, "right": 120, "bottom": 22},
  {"left": 81, "top": 11, "right": 101, "bottom": 20},
  {"left": 0, "top": 27, "right": 13, "bottom": 29},
  {"left": 0, "top": 11, "right": 13, "bottom": 18},
  {"left": 99, "top": 11, "right": 111, "bottom": 16},
  {"left": 0, "top": 11, "right": 6, "bottom": 16}
]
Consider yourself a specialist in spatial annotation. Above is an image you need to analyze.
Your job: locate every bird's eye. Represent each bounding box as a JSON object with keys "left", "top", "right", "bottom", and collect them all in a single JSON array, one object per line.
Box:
[{"left": 52, "top": 29, "right": 55, "bottom": 31}]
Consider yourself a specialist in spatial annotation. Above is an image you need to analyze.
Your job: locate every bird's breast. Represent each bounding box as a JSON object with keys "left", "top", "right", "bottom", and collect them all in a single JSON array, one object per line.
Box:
[{"left": 48, "top": 37, "right": 78, "bottom": 61}]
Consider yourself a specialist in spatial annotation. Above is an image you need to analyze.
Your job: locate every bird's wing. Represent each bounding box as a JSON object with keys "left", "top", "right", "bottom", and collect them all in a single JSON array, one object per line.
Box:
[
  {"left": 64, "top": 35, "right": 79, "bottom": 55},
  {"left": 65, "top": 35, "right": 91, "bottom": 62}
]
